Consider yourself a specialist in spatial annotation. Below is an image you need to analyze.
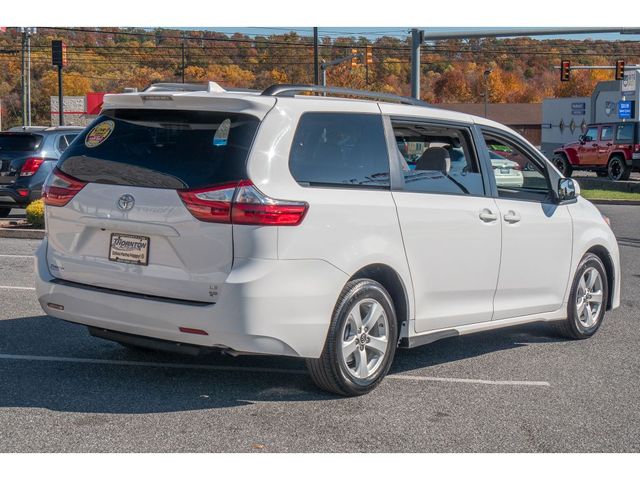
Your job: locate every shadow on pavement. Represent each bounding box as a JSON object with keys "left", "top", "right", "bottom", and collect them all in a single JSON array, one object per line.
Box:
[{"left": 0, "top": 315, "right": 563, "bottom": 414}]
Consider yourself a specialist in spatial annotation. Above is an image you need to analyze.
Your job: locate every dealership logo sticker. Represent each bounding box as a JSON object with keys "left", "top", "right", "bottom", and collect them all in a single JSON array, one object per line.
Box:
[{"left": 85, "top": 120, "right": 115, "bottom": 148}]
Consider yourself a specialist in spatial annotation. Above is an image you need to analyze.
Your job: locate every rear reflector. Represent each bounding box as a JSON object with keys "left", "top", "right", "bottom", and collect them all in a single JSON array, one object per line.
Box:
[
  {"left": 179, "top": 327, "right": 209, "bottom": 336},
  {"left": 43, "top": 167, "right": 87, "bottom": 207},
  {"left": 178, "top": 180, "right": 308, "bottom": 226},
  {"left": 19, "top": 157, "right": 45, "bottom": 177}
]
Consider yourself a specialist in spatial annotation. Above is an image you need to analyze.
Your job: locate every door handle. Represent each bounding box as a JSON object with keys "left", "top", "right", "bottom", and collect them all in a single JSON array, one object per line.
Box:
[
  {"left": 479, "top": 208, "right": 498, "bottom": 223},
  {"left": 503, "top": 210, "right": 521, "bottom": 224}
]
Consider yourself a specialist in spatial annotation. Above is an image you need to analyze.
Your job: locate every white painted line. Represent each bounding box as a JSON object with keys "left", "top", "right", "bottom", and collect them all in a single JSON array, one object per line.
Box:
[
  {"left": 0, "top": 254, "right": 34, "bottom": 259},
  {"left": 0, "top": 353, "right": 551, "bottom": 386},
  {"left": 387, "top": 373, "right": 550, "bottom": 387},
  {"left": 0, "top": 286, "right": 36, "bottom": 291},
  {"left": 0, "top": 353, "right": 307, "bottom": 375}
]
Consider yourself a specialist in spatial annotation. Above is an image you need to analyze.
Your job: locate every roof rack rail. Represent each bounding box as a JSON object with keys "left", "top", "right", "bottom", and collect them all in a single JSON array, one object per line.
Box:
[
  {"left": 260, "top": 84, "right": 428, "bottom": 107},
  {"left": 143, "top": 82, "right": 261, "bottom": 94},
  {"left": 144, "top": 82, "right": 210, "bottom": 92}
]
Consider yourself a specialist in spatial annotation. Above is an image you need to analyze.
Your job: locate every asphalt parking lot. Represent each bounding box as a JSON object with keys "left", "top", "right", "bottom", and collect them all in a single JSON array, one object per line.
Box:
[{"left": 0, "top": 204, "right": 638, "bottom": 453}]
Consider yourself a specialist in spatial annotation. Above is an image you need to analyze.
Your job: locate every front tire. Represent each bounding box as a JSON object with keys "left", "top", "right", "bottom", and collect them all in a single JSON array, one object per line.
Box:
[
  {"left": 553, "top": 154, "right": 573, "bottom": 177},
  {"left": 555, "top": 253, "right": 608, "bottom": 339},
  {"left": 607, "top": 155, "right": 630, "bottom": 181},
  {"left": 306, "top": 279, "right": 398, "bottom": 396}
]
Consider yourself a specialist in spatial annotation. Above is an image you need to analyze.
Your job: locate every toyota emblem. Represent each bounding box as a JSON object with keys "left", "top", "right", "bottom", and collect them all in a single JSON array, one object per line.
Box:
[{"left": 117, "top": 194, "right": 135, "bottom": 211}]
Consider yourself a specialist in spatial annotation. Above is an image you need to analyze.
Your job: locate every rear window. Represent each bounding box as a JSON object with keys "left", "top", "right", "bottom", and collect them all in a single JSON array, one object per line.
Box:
[
  {"left": 0, "top": 134, "right": 42, "bottom": 152},
  {"left": 58, "top": 110, "right": 260, "bottom": 189},
  {"left": 289, "top": 112, "right": 390, "bottom": 189}
]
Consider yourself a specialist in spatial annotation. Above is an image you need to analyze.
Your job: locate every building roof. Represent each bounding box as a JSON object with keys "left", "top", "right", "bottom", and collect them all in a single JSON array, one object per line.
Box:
[{"left": 436, "top": 103, "right": 542, "bottom": 126}]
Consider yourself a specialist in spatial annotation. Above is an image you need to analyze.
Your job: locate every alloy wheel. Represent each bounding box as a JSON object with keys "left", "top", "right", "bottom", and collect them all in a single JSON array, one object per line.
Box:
[
  {"left": 575, "top": 267, "right": 604, "bottom": 329},
  {"left": 340, "top": 299, "right": 389, "bottom": 380}
]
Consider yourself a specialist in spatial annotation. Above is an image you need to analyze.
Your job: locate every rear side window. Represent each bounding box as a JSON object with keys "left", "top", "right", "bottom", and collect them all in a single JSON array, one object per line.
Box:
[
  {"left": 616, "top": 124, "right": 636, "bottom": 144},
  {"left": 57, "top": 134, "right": 78, "bottom": 153},
  {"left": 289, "top": 113, "right": 390, "bottom": 189},
  {"left": 600, "top": 126, "right": 613, "bottom": 141},
  {"left": 58, "top": 110, "right": 260, "bottom": 189},
  {"left": 0, "top": 134, "right": 42, "bottom": 152}
]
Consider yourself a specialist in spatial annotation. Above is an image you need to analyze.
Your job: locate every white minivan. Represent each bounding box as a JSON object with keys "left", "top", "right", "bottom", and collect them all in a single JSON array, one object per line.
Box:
[{"left": 35, "top": 83, "right": 620, "bottom": 396}]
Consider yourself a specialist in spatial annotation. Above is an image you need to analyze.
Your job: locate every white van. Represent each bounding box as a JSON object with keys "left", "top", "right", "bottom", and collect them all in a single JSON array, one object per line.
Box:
[{"left": 35, "top": 83, "right": 620, "bottom": 396}]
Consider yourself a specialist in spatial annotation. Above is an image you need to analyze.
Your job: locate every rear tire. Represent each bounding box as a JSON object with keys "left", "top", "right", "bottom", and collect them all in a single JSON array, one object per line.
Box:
[
  {"left": 555, "top": 253, "right": 608, "bottom": 340},
  {"left": 607, "top": 155, "right": 630, "bottom": 181},
  {"left": 0, "top": 207, "right": 11, "bottom": 218},
  {"left": 306, "top": 279, "right": 398, "bottom": 396},
  {"left": 553, "top": 154, "right": 573, "bottom": 177}
]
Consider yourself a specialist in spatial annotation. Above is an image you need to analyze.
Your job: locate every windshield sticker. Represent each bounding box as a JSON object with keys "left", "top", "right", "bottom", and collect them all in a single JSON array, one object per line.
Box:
[
  {"left": 213, "top": 118, "right": 231, "bottom": 147},
  {"left": 85, "top": 120, "right": 115, "bottom": 148}
]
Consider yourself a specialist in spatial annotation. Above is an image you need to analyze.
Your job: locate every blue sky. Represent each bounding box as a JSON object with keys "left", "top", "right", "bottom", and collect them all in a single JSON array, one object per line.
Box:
[{"left": 206, "top": 27, "right": 640, "bottom": 41}]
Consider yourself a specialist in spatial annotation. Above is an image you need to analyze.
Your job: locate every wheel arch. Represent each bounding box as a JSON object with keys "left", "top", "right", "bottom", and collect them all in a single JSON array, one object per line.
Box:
[
  {"left": 608, "top": 151, "right": 628, "bottom": 163},
  {"left": 348, "top": 263, "right": 410, "bottom": 340},
  {"left": 585, "top": 245, "right": 615, "bottom": 311}
]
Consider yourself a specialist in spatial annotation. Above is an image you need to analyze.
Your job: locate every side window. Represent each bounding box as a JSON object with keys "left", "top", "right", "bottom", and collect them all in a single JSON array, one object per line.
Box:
[
  {"left": 584, "top": 127, "right": 598, "bottom": 142},
  {"left": 616, "top": 124, "right": 635, "bottom": 144},
  {"left": 482, "top": 131, "right": 551, "bottom": 202},
  {"left": 289, "top": 113, "right": 390, "bottom": 189},
  {"left": 600, "top": 126, "right": 613, "bottom": 142},
  {"left": 392, "top": 121, "right": 484, "bottom": 196},
  {"left": 57, "top": 134, "right": 77, "bottom": 153}
]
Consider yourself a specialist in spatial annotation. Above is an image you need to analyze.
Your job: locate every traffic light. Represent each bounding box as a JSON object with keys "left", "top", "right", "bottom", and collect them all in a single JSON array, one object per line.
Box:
[
  {"left": 351, "top": 49, "right": 359, "bottom": 67},
  {"left": 366, "top": 45, "right": 373, "bottom": 65},
  {"left": 560, "top": 60, "right": 571, "bottom": 82},
  {"left": 615, "top": 60, "right": 625, "bottom": 81}
]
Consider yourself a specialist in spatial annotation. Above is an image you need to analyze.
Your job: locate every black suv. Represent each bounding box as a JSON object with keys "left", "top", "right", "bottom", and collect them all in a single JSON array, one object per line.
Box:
[{"left": 0, "top": 126, "right": 84, "bottom": 217}]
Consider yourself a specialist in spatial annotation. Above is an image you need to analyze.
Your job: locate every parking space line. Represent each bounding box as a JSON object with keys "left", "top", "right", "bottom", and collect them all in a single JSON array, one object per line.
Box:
[
  {"left": 0, "top": 254, "right": 34, "bottom": 259},
  {"left": 387, "top": 373, "right": 550, "bottom": 387},
  {"left": 0, "top": 286, "right": 36, "bottom": 290},
  {"left": 0, "top": 353, "right": 550, "bottom": 386}
]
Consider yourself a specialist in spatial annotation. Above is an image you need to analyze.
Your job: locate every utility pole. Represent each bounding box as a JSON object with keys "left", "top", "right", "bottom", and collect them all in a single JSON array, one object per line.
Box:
[
  {"left": 20, "top": 29, "right": 26, "bottom": 127},
  {"left": 483, "top": 69, "right": 492, "bottom": 118},
  {"left": 181, "top": 32, "right": 186, "bottom": 83},
  {"left": 410, "top": 29, "right": 423, "bottom": 99},
  {"left": 27, "top": 29, "right": 33, "bottom": 126},
  {"left": 20, "top": 28, "right": 36, "bottom": 127},
  {"left": 313, "top": 27, "right": 319, "bottom": 85}
]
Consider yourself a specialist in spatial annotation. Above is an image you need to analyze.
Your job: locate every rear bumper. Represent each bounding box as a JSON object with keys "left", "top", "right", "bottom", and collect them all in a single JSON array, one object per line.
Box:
[
  {"left": 35, "top": 239, "right": 347, "bottom": 358},
  {"left": 0, "top": 186, "right": 39, "bottom": 207}
]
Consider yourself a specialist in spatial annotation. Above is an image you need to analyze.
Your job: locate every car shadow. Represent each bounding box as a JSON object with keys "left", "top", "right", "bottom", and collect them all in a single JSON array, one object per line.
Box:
[{"left": 0, "top": 315, "right": 563, "bottom": 414}]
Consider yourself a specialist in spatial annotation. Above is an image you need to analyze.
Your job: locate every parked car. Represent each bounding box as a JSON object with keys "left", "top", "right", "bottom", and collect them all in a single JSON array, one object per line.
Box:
[
  {"left": 35, "top": 83, "right": 620, "bottom": 396},
  {"left": 0, "top": 126, "right": 84, "bottom": 217},
  {"left": 552, "top": 122, "right": 640, "bottom": 181}
]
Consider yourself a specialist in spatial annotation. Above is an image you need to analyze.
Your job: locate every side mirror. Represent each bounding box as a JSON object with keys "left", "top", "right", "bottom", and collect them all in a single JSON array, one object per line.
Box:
[
  {"left": 578, "top": 134, "right": 586, "bottom": 144},
  {"left": 557, "top": 178, "right": 579, "bottom": 203}
]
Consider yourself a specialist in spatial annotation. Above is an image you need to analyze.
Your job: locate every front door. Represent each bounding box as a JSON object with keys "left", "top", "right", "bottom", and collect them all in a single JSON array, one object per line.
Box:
[
  {"left": 480, "top": 130, "right": 573, "bottom": 320},
  {"left": 597, "top": 124, "right": 614, "bottom": 165}
]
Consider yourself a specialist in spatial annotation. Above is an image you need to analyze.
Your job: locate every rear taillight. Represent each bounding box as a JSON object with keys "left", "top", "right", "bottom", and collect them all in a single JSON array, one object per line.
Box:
[
  {"left": 43, "top": 167, "right": 87, "bottom": 207},
  {"left": 178, "top": 180, "right": 308, "bottom": 226},
  {"left": 19, "top": 157, "right": 45, "bottom": 177}
]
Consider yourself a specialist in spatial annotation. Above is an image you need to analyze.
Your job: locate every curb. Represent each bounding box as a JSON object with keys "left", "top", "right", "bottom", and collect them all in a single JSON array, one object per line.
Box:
[
  {"left": 588, "top": 199, "right": 640, "bottom": 206},
  {"left": 0, "top": 228, "right": 45, "bottom": 240}
]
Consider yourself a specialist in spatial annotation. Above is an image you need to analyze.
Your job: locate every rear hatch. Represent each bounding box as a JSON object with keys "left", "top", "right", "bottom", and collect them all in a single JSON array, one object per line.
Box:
[
  {"left": 0, "top": 133, "right": 43, "bottom": 185},
  {"left": 46, "top": 107, "right": 262, "bottom": 303}
]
